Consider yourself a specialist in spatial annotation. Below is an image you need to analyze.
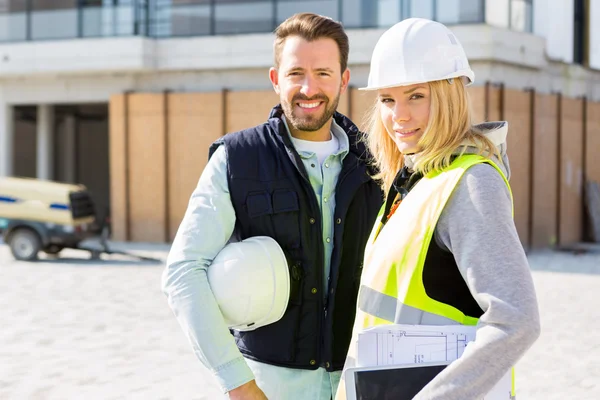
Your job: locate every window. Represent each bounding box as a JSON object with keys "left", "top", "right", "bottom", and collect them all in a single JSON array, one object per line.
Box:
[
  {"left": 437, "top": 0, "right": 483, "bottom": 25},
  {"left": 340, "top": 0, "right": 363, "bottom": 28},
  {"left": 0, "top": 1, "right": 27, "bottom": 42},
  {"left": 155, "top": 0, "right": 211, "bottom": 37},
  {"left": 509, "top": 0, "right": 532, "bottom": 32},
  {"left": 215, "top": 0, "right": 273, "bottom": 35},
  {"left": 376, "top": 0, "right": 402, "bottom": 28},
  {"left": 485, "top": 0, "right": 532, "bottom": 32},
  {"left": 30, "top": 0, "right": 78, "bottom": 40},
  {"left": 573, "top": 0, "right": 588, "bottom": 65},
  {"left": 276, "top": 0, "right": 338, "bottom": 25},
  {"left": 409, "top": 0, "right": 433, "bottom": 20}
]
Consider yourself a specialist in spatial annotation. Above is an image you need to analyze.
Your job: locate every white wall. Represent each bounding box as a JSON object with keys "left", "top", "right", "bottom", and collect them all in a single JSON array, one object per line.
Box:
[
  {"left": 486, "top": 0, "right": 510, "bottom": 28},
  {"left": 590, "top": 0, "right": 600, "bottom": 69},
  {"left": 534, "top": 0, "right": 574, "bottom": 64},
  {"left": 0, "top": 24, "right": 546, "bottom": 80}
]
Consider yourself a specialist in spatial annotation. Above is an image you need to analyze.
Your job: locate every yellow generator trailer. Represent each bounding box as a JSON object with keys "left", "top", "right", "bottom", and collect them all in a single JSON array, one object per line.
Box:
[{"left": 0, "top": 177, "right": 98, "bottom": 260}]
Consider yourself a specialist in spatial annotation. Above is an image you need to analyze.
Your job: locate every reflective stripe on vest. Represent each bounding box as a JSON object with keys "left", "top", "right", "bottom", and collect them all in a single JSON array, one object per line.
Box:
[{"left": 358, "top": 285, "right": 460, "bottom": 326}]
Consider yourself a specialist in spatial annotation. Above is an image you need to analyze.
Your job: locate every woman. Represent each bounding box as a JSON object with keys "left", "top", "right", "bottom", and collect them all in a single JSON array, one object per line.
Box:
[{"left": 335, "top": 18, "right": 540, "bottom": 399}]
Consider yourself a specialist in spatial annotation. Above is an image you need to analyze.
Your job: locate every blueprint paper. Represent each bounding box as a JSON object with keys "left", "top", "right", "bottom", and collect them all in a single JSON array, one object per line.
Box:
[
  {"left": 357, "top": 324, "right": 513, "bottom": 400},
  {"left": 357, "top": 324, "right": 475, "bottom": 367}
]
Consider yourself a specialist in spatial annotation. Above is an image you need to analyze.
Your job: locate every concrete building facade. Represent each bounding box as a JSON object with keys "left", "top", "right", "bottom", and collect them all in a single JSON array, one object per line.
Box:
[{"left": 0, "top": 0, "right": 599, "bottom": 247}]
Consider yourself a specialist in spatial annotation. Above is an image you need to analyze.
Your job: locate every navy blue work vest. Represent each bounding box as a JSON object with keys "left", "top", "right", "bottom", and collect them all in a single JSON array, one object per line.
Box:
[{"left": 209, "top": 105, "right": 383, "bottom": 371}]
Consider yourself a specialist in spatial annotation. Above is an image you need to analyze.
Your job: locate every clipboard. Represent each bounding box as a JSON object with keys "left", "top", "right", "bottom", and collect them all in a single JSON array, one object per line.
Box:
[{"left": 343, "top": 360, "right": 450, "bottom": 400}]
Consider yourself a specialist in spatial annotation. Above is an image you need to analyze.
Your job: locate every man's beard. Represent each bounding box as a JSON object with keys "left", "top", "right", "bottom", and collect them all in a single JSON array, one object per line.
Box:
[{"left": 282, "top": 91, "right": 341, "bottom": 133}]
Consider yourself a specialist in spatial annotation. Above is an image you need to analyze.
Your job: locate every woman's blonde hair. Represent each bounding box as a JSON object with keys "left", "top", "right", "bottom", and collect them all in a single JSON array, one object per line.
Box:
[{"left": 364, "top": 79, "right": 499, "bottom": 193}]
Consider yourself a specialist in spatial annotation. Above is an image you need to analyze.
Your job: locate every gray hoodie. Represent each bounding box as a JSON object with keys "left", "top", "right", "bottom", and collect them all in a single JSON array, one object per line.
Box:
[{"left": 410, "top": 122, "right": 541, "bottom": 399}]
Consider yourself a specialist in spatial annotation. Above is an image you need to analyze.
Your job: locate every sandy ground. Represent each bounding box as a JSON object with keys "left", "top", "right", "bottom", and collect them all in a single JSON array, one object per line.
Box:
[{"left": 0, "top": 241, "right": 598, "bottom": 400}]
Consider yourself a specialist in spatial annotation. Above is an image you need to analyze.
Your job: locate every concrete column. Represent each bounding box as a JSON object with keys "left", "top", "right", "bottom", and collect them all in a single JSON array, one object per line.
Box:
[
  {"left": 36, "top": 104, "right": 54, "bottom": 180},
  {"left": 0, "top": 103, "right": 14, "bottom": 177},
  {"left": 63, "top": 114, "right": 77, "bottom": 183}
]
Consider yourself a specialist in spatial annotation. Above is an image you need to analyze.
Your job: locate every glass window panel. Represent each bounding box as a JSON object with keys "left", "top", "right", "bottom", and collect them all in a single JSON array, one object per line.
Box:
[
  {"left": 112, "top": 5, "right": 135, "bottom": 36},
  {"left": 376, "top": 0, "right": 400, "bottom": 28},
  {"left": 172, "top": 0, "right": 210, "bottom": 4},
  {"left": 108, "top": 4, "right": 135, "bottom": 36},
  {"left": 0, "top": 12, "right": 27, "bottom": 42},
  {"left": 31, "top": 0, "right": 76, "bottom": 11},
  {"left": 31, "top": 0, "right": 77, "bottom": 40},
  {"left": 0, "top": 0, "right": 28, "bottom": 13},
  {"left": 409, "top": 0, "right": 433, "bottom": 19},
  {"left": 276, "top": 0, "right": 338, "bottom": 25},
  {"left": 153, "top": 0, "right": 212, "bottom": 37},
  {"left": 215, "top": 0, "right": 273, "bottom": 35},
  {"left": 341, "top": 0, "right": 362, "bottom": 28},
  {"left": 153, "top": 0, "right": 174, "bottom": 38},
  {"left": 82, "top": 6, "right": 103, "bottom": 37},
  {"left": 342, "top": 0, "right": 406, "bottom": 29},
  {"left": 485, "top": 0, "right": 509, "bottom": 28},
  {"left": 510, "top": 0, "right": 532, "bottom": 32},
  {"left": 169, "top": 4, "right": 211, "bottom": 36},
  {"left": 437, "top": 0, "right": 483, "bottom": 24},
  {"left": 436, "top": 0, "right": 460, "bottom": 23}
]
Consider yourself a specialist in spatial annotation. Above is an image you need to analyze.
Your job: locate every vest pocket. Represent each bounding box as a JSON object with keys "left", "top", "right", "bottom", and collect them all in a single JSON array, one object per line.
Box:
[
  {"left": 271, "top": 189, "right": 301, "bottom": 249},
  {"left": 289, "top": 260, "right": 304, "bottom": 306},
  {"left": 245, "top": 191, "right": 273, "bottom": 218}
]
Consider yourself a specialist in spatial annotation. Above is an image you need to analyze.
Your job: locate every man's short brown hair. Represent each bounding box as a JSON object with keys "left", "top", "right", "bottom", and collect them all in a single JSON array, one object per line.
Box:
[{"left": 274, "top": 13, "right": 349, "bottom": 74}]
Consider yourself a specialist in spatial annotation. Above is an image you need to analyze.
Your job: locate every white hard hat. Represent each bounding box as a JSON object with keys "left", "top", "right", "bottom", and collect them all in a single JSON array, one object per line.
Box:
[
  {"left": 361, "top": 18, "right": 474, "bottom": 90},
  {"left": 207, "top": 236, "right": 290, "bottom": 332}
]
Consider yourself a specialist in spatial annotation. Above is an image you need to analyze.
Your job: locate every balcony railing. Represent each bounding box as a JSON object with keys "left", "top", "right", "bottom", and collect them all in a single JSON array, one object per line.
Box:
[{"left": 0, "top": 0, "right": 533, "bottom": 43}]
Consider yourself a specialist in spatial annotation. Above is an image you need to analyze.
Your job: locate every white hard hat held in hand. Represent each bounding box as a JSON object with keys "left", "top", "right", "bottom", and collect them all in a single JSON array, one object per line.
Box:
[
  {"left": 361, "top": 18, "right": 475, "bottom": 90},
  {"left": 207, "top": 236, "right": 290, "bottom": 332}
]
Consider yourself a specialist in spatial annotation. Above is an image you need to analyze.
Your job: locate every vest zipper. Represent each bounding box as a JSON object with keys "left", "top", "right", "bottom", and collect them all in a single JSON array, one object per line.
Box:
[
  {"left": 288, "top": 139, "right": 362, "bottom": 369},
  {"left": 295, "top": 166, "right": 325, "bottom": 367}
]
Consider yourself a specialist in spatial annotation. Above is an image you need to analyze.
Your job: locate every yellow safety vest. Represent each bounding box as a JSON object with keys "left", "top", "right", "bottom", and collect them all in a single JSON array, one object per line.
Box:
[{"left": 336, "top": 154, "right": 514, "bottom": 400}]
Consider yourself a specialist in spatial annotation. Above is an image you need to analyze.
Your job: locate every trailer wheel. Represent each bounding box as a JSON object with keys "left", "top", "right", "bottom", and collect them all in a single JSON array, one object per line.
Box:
[{"left": 9, "top": 228, "right": 42, "bottom": 261}]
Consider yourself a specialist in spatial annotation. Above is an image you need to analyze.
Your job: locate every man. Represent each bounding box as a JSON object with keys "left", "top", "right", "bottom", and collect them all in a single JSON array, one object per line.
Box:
[{"left": 162, "top": 13, "right": 382, "bottom": 400}]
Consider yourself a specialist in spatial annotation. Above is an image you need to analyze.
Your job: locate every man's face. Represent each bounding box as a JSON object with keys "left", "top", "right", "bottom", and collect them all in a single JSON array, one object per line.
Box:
[{"left": 269, "top": 36, "right": 350, "bottom": 135}]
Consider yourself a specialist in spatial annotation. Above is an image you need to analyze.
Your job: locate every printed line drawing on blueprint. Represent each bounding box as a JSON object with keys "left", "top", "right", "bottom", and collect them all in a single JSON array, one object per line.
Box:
[{"left": 356, "top": 325, "right": 476, "bottom": 368}]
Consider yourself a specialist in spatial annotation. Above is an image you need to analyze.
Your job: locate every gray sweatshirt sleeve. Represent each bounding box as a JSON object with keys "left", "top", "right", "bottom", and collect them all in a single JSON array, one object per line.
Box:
[{"left": 415, "top": 164, "right": 541, "bottom": 400}]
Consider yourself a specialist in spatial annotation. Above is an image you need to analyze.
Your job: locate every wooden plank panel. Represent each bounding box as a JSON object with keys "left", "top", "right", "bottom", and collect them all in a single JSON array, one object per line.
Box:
[
  {"left": 350, "top": 88, "right": 377, "bottom": 133},
  {"left": 531, "top": 93, "right": 559, "bottom": 248},
  {"left": 487, "top": 84, "right": 503, "bottom": 121},
  {"left": 504, "top": 89, "right": 532, "bottom": 248},
  {"left": 468, "top": 85, "right": 486, "bottom": 124},
  {"left": 226, "top": 90, "right": 280, "bottom": 133},
  {"left": 584, "top": 101, "right": 600, "bottom": 241},
  {"left": 559, "top": 97, "right": 584, "bottom": 246},
  {"left": 586, "top": 101, "right": 600, "bottom": 183},
  {"left": 225, "top": 89, "right": 352, "bottom": 134},
  {"left": 586, "top": 182, "right": 600, "bottom": 241},
  {"left": 167, "top": 92, "right": 225, "bottom": 242},
  {"left": 128, "top": 94, "right": 167, "bottom": 243},
  {"left": 337, "top": 89, "right": 350, "bottom": 117},
  {"left": 108, "top": 94, "right": 127, "bottom": 241}
]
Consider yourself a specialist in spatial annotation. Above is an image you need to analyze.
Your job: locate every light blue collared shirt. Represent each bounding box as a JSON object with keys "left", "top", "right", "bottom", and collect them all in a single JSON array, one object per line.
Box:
[{"left": 162, "top": 119, "right": 349, "bottom": 399}]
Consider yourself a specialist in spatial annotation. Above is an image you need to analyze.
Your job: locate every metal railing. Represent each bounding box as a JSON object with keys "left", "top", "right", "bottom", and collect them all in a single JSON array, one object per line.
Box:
[{"left": 0, "top": 0, "right": 532, "bottom": 43}]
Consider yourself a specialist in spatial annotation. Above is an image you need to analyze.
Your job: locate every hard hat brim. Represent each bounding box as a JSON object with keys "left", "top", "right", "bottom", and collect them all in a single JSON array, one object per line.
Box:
[{"left": 359, "top": 71, "right": 475, "bottom": 91}]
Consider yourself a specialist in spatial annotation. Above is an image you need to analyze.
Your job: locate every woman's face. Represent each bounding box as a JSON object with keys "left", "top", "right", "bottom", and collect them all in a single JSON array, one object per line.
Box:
[{"left": 378, "top": 83, "right": 431, "bottom": 154}]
